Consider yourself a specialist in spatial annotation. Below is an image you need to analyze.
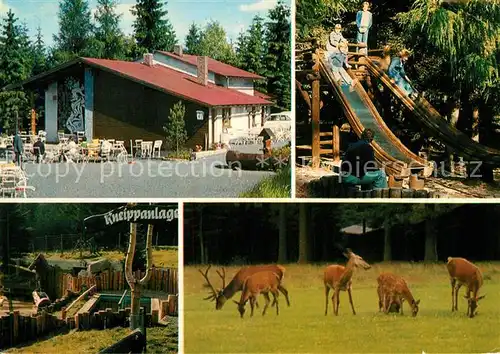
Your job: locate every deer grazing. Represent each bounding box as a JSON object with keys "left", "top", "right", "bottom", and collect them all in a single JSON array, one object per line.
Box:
[
  {"left": 324, "top": 249, "right": 371, "bottom": 316},
  {"left": 377, "top": 272, "right": 420, "bottom": 316},
  {"left": 233, "top": 271, "right": 281, "bottom": 318},
  {"left": 199, "top": 264, "right": 290, "bottom": 310},
  {"left": 447, "top": 257, "right": 485, "bottom": 318},
  {"left": 377, "top": 273, "right": 401, "bottom": 313}
]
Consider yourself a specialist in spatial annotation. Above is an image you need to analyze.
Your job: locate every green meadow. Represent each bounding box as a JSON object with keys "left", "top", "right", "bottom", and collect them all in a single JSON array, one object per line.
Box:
[{"left": 184, "top": 263, "right": 500, "bottom": 353}]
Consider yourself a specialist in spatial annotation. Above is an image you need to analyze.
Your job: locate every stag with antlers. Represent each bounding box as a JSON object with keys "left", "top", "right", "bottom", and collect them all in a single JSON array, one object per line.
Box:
[
  {"left": 324, "top": 248, "right": 371, "bottom": 316},
  {"left": 198, "top": 264, "right": 291, "bottom": 310}
]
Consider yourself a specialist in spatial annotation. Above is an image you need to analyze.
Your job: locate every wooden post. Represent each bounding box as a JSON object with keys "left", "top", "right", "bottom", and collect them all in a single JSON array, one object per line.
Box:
[
  {"left": 31, "top": 109, "right": 36, "bottom": 136},
  {"left": 333, "top": 125, "right": 340, "bottom": 162},
  {"left": 167, "top": 295, "right": 176, "bottom": 315},
  {"left": 13, "top": 310, "right": 19, "bottom": 343},
  {"left": 311, "top": 76, "right": 320, "bottom": 168}
]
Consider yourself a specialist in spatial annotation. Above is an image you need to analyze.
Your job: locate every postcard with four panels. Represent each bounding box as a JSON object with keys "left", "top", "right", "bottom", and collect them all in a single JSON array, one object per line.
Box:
[{"left": 0, "top": 0, "right": 499, "bottom": 353}]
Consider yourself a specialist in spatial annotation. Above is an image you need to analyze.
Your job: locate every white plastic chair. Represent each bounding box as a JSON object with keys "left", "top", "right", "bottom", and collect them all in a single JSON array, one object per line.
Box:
[
  {"left": 140, "top": 141, "right": 150, "bottom": 159},
  {"left": 134, "top": 139, "right": 143, "bottom": 157},
  {"left": 153, "top": 140, "right": 162, "bottom": 158},
  {"left": 76, "top": 131, "right": 85, "bottom": 143}
]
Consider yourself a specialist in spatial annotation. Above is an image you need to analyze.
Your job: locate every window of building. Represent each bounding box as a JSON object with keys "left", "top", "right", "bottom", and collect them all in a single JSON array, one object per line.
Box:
[{"left": 223, "top": 108, "right": 232, "bottom": 128}]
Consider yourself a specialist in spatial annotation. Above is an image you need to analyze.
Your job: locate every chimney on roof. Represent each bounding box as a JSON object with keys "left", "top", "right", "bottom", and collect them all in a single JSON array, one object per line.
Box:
[
  {"left": 197, "top": 56, "right": 208, "bottom": 86},
  {"left": 144, "top": 53, "right": 154, "bottom": 67},
  {"left": 173, "top": 44, "right": 183, "bottom": 57}
]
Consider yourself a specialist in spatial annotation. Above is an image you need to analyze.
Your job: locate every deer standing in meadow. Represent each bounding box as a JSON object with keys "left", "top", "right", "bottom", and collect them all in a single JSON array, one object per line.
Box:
[
  {"left": 447, "top": 257, "right": 485, "bottom": 318},
  {"left": 324, "top": 249, "right": 371, "bottom": 316},
  {"left": 233, "top": 270, "right": 282, "bottom": 318},
  {"left": 376, "top": 273, "right": 401, "bottom": 313},
  {"left": 377, "top": 272, "right": 420, "bottom": 316},
  {"left": 199, "top": 264, "right": 290, "bottom": 310}
]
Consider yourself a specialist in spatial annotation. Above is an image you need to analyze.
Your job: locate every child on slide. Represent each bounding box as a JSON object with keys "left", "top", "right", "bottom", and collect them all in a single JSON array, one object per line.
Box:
[
  {"left": 388, "top": 49, "right": 417, "bottom": 99},
  {"left": 326, "top": 24, "right": 346, "bottom": 53},
  {"left": 328, "top": 40, "right": 358, "bottom": 91}
]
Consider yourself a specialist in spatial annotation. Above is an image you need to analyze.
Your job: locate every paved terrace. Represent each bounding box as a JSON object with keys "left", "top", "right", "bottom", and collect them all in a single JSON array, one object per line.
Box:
[{"left": 21, "top": 143, "right": 287, "bottom": 198}]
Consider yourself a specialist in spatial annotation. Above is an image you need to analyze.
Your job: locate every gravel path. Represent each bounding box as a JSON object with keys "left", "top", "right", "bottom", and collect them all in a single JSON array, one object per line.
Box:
[{"left": 24, "top": 154, "right": 277, "bottom": 198}]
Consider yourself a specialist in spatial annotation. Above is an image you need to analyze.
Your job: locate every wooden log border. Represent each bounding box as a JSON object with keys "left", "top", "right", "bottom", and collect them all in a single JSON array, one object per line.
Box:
[{"left": 306, "top": 176, "right": 440, "bottom": 198}]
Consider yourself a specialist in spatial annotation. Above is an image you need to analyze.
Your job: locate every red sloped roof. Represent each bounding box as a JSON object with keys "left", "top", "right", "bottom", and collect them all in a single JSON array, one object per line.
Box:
[
  {"left": 81, "top": 58, "right": 271, "bottom": 107},
  {"left": 254, "top": 90, "right": 273, "bottom": 99},
  {"left": 156, "top": 51, "right": 264, "bottom": 80}
]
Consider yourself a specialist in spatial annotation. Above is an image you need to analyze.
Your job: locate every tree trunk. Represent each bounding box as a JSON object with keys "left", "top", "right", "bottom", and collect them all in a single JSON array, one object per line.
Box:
[
  {"left": 471, "top": 106, "right": 480, "bottom": 142},
  {"left": 198, "top": 206, "right": 205, "bottom": 264},
  {"left": 447, "top": 99, "right": 460, "bottom": 174},
  {"left": 479, "top": 101, "right": 494, "bottom": 182},
  {"left": 130, "top": 284, "right": 142, "bottom": 330},
  {"left": 383, "top": 218, "right": 391, "bottom": 262},
  {"left": 125, "top": 212, "right": 154, "bottom": 332},
  {"left": 424, "top": 205, "right": 438, "bottom": 262},
  {"left": 458, "top": 90, "right": 472, "bottom": 137},
  {"left": 497, "top": 216, "right": 500, "bottom": 260},
  {"left": 1, "top": 207, "right": 8, "bottom": 274},
  {"left": 278, "top": 204, "right": 287, "bottom": 263},
  {"left": 298, "top": 204, "right": 309, "bottom": 264}
]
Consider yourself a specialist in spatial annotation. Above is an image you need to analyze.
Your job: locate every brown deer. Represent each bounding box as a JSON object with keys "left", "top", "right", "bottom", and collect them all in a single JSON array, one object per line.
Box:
[
  {"left": 377, "top": 273, "right": 402, "bottom": 313},
  {"left": 199, "top": 264, "right": 290, "bottom": 310},
  {"left": 447, "top": 257, "right": 485, "bottom": 318},
  {"left": 324, "top": 249, "right": 371, "bottom": 316},
  {"left": 232, "top": 270, "right": 281, "bottom": 318},
  {"left": 377, "top": 272, "right": 420, "bottom": 316}
]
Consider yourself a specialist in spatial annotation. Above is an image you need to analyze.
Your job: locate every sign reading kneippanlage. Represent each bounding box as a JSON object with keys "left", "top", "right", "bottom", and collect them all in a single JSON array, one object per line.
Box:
[{"left": 84, "top": 205, "right": 178, "bottom": 228}]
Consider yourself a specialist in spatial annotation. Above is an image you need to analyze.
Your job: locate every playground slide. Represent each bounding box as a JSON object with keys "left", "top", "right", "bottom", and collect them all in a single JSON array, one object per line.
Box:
[
  {"left": 365, "top": 57, "right": 500, "bottom": 166},
  {"left": 318, "top": 56, "right": 431, "bottom": 176}
]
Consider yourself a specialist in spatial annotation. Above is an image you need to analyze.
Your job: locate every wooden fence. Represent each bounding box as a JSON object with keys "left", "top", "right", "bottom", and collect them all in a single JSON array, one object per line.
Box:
[
  {"left": 0, "top": 311, "right": 65, "bottom": 349},
  {"left": 58, "top": 267, "right": 178, "bottom": 298}
]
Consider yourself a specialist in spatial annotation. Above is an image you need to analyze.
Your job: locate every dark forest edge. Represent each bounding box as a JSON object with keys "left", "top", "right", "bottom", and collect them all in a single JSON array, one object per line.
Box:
[{"left": 183, "top": 203, "right": 500, "bottom": 264}]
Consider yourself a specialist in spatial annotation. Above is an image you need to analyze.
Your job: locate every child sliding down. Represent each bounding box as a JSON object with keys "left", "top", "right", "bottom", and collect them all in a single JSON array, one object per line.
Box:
[{"left": 328, "top": 40, "right": 358, "bottom": 91}]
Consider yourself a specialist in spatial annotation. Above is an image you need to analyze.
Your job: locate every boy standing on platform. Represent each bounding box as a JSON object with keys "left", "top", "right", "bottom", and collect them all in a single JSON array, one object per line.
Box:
[{"left": 356, "top": 2, "right": 372, "bottom": 53}]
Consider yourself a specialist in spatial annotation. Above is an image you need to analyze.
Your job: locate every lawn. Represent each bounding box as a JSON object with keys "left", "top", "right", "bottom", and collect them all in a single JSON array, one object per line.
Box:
[
  {"left": 184, "top": 263, "right": 500, "bottom": 353},
  {"left": 27, "top": 248, "right": 178, "bottom": 268},
  {"left": 239, "top": 167, "right": 291, "bottom": 198},
  {"left": 6, "top": 322, "right": 178, "bottom": 353}
]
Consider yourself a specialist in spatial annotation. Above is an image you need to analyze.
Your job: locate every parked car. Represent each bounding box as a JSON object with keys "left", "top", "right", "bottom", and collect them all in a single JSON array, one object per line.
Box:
[{"left": 263, "top": 111, "right": 292, "bottom": 131}]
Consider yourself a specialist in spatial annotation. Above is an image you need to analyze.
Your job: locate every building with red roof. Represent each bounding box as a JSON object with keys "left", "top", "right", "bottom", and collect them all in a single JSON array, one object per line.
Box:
[{"left": 6, "top": 45, "right": 273, "bottom": 149}]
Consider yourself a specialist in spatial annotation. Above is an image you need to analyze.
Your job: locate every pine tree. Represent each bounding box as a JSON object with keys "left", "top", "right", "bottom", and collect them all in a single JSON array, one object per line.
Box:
[
  {"left": 131, "top": 0, "right": 177, "bottom": 53},
  {"left": 94, "top": 0, "right": 126, "bottom": 59},
  {"left": 163, "top": 101, "right": 187, "bottom": 155},
  {"left": 265, "top": 0, "right": 291, "bottom": 109},
  {"left": 31, "top": 26, "right": 47, "bottom": 76},
  {"left": 53, "top": 0, "right": 94, "bottom": 58},
  {"left": 242, "top": 15, "right": 266, "bottom": 76},
  {"left": 0, "top": 10, "right": 30, "bottom": 133},
  {"left": 235, "top": 30, "right": 248, "bottom": 64},
  {"left": 185, "top": 23, "right": 201, "bottom": 55},
  {"left": 0, "top": 10, "right": 29, "bottom": 87},
  {"left": 17, "top": 23, "right": 33, "bottom": 72}
]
